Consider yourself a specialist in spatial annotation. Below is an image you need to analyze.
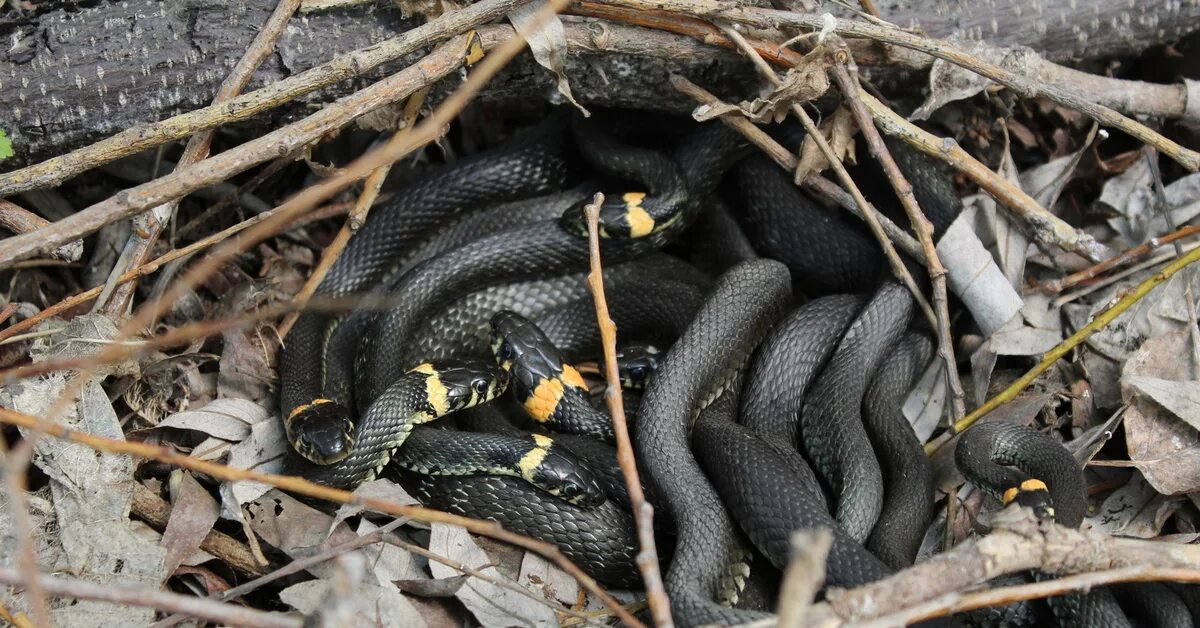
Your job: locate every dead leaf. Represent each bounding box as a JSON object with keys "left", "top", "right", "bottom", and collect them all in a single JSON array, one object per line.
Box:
[
  {"left": 794, "top": 106, "right": 856, "bottom": 182},
  {"left": 159, "top": 471, "right": 220, "bottom": 580},
  {"left": 509, "top": 1, "right": 586, "bottom": 114},
  {"left": 1087, "top": 265, "right": 1200, "bottom": 362},
  {"left": 1119, "top": 331, "right": 1200, "bottom": 495},
  {"left": 1089, "top": 472, "right": 1181, "bottom": 538},
  {"left": 218, "top": 324, "right": 275, "bottom": 402},
  {"left": 937, "top": 203, "right": 1024, "bottom": 337},
  {"left": 1124, "top": 376, "right": 1200, "bottom": 431},
  {"left": 911, "top": 41, "right": 1034, "bottom": 121},
  {"left": 132, "top": 398, "right": 271, "bottom": 443},
  {"left": 394, "top": 575, "right": 470, "bottom": 598},
  {"left": 519, "top": 552, "right": 580, "bottom": 608},
  {"left": 428, "top": 523, "right": 558, "bottom": 627}
]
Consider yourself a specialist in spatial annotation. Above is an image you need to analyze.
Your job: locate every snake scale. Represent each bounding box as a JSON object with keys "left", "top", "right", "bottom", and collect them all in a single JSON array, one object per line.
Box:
[{"left": 272, "top": 108, "right": 1190, "bottom": 627}]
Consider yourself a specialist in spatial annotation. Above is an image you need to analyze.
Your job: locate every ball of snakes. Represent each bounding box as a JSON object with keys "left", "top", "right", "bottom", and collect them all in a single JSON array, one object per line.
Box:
[{"left": 274, "top": 109, "right": 1192, "bottom": 627}]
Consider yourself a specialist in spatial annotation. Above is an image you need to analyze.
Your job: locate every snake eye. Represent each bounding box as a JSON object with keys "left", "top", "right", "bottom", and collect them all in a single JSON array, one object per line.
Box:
[
  {"left": 498, "top": 342, "right": 515, "bottom": 362},
  {"left": 628, "top": 366, "right": 647, "bottom": 382},
  {"left": 471, "top": 378, "right": 490, "bottom": 395}
]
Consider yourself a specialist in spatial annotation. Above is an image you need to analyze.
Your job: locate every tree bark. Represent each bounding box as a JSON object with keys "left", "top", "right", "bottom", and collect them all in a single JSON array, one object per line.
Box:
[{"left": 0, "top": 0, "right": 1196, "bottom": 168}]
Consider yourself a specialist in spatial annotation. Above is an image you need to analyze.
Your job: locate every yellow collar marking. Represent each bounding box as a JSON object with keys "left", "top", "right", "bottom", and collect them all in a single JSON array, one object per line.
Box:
[
  {"left": 524, "top": 377, "right": 564, "bottom": 422},
  {"left": 622, "top": 192, "right": 655, "bottom": 237},
  {"left": 560, "top": 364, "right": 587, "bottom": 391},
  {"left": 518, "top": 444, "right": 550, "bottom": 481},
  {"left": 1020, "top": 479, "right": 1048, "bottom": 492},
  {"left": 287, "top": 398, "right": 335, "bottom": 421},
  {"left": 1002, "top": 479, "right": 1049, "bottom": 504},
  {"left": 409, "top": 364, "right": 450, "bottom": 415},
  {"left": 531, "top": 433, "right": 554, "bottom": 448}
]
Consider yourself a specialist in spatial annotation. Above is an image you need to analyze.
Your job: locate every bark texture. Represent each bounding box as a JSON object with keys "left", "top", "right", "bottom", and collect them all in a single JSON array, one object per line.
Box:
[{"left": 0, "top": 0, "right": 1196, "bottom": 168}]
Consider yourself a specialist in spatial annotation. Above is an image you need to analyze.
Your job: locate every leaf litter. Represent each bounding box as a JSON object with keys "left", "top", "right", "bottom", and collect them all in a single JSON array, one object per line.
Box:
[{"left": 1, "top": 31, "right": 1200, "bottom": 627}]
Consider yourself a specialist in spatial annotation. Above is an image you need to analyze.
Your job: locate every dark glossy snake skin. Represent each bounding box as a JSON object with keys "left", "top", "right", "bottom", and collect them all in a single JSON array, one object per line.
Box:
[
  {"left": 267, "top": 109, "right": 1181, "bottom": 627},
  {"left": 862, "top": 332, "right": 935, "bottom": 570},
  {"left": 800, "top": 280, "right": 915, "bottom": 541},
  {"left": 694, "top": 410, "right": 891, "bottom": 587},
  {"left": 279, "top": 115, "right": 572, "bottom": 463},
  {"left": 283, "top": 359, "right": 508, "bottom": 489},
  {"left": 393, "top": 427, "right": 606, "bottom": 508},
  {"left": 741, "top": 294, "right": 866, "bottom": 447},
  {"left": 389, "top": 466, "right": 642, "bottom": 587},
  {"left": 635, "top": 259, "right": 791, "bottom": 626},
  {"left": 956, "top": 422, "right": 1131, "bottom": 628}
]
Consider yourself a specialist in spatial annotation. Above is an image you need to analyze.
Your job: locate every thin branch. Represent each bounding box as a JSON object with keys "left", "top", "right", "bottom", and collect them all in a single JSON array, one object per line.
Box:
[
  {"left": 582, "top": 193, "right": 673, "bottom": 627},
  {"left": 1038, "top": 224, "right": 1200, "bottom": 294},
  {"left": 926, "top": 242, "right": 1200, "bottom": 454},
  {"left": 0, "top": 200, "right": 81, "bottom": 262},
  {"left": 130, "top": 482, "right": 268, "bottom": 579},
  {"left": 864, "top": 567, "right": 1200, "bottom": 628},
  {"left": 806, "top": 506, "right": 1200, "bottom": 626},
  {"left": 0, "top": 600, "right": 34, "bottom": 628},
  {"left": 775, "top": 530, "right": 830, "bottom": 628},
  {"left": 276, "top": 113, "right": 411, "bottom": 339},
  {"left": 714, "top": 24, "right": 937, "bottom": 332},
  {"left": 0, "top": 0, "right": 528, "bottom": 197},
  {"left": 149, "top": 519, "right": 410, "bottom": 628},
  {"left": 0, "top": 27, "right": 477, "bottom": 268},
  {"left": 0, "top": 200, "right": 354, "bottom": 345},
  {"left": 99, "top": 0, "right": 304, "bottom": 316},
  {"left": 828, "top": 51, "right": 966, "bottom": 421},
  {"left": 0, "top": 567, "right": 300, "bottom": 628},
  {"left": 591, "top": 0, "right": 1200, "bottom": 172},
  {"left": 0, "top": 441, "right": 50, "bottom": 628},
  {"left": 0, "top": 405, "right": 643, "bottom": 628},
  {"left": 852, "top": 87, "right": 1114, "bottom": 264},
  {"left": 668, "top": 75, "right": 923, "bottom": 260}
]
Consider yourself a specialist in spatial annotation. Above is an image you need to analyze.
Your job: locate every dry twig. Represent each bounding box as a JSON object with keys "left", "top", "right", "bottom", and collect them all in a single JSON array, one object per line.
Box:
[
  {"left": 0, "top": 30, "right": 477, "bottom": 268},
  {"left": 0, "top": 0, "right": 527, "bottom": 197},
  {"left": 926, "top": 242, "right": 1200, "bottom": 454},
  {"left": 589, "top": 0, "right": 1200, "bottom": 172},
  {"left": 0, "top": 200, "right": 80, "bottom": 262},
  {"left": 98, "top": 0, "right": 304, "bottom": 316},
  {"left": 1038, "top": 225, "right": 1200, "bottom": 294},
  {"left": 0, "top": 200, "right": 354, "bottom": 345},
  {"left": 0, "top": 566, "right": 300, "bottom": 628},
  {"left": 0, "top": 442, "right": 49, "bottom": 627},
  {"left": 668, "top": 76, "right": 922, "bottom": 260},
  {"left": 714, "top": 25, "right": 936, "bottom": 330},
  {"left": 582, "top": 193, "right": 672, "bottom": 627},
  {"left": 0, "top": 405, "right": 643, "bottom": 627},
  {"left": 131, "top": 483, "right": 268, "bottom": 579},
  {"left": 828, "top": 52, "right": 967, "bottom": 421}
]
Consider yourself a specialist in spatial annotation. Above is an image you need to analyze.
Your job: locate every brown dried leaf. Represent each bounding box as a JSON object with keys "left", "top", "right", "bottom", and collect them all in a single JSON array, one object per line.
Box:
[
  {"left": 794, "top": 106, "right": 856, "bottom": 182},
  {"left": 428, "top": 523, "right": 557, "bottom": 627},
  {"left": 1120, "top": 331, "right": 1200, "bottom": 495},
  {"left": 160, "top": 471, "right": 220, "bottom": 579},
  {"left": 394, "top": 575, "right": 470, "bottom": 598},
  {"left": 1089, "top": 472, "right": 1181, "bottom": 538}
]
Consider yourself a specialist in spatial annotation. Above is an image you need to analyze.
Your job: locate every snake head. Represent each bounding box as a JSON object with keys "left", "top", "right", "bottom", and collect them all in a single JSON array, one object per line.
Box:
[
  {"left": 614, "top": 343, "right": 662, "bottom": 390},
  {"left": 489, "top": 311, "right": 566, "bottom": 393},
  {"left": 286, "top": 400, "right": 354, "bottom": 465},
  {"left": 525, "top": 443, "right": 607, "bottom": 509},
  {"left": 431, "top": 358, "right": 510, "bottom": 411}
]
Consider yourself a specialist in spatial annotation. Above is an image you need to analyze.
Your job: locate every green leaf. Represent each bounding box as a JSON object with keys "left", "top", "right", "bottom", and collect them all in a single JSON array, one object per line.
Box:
[{"left": 0, "top": 129, "right": 12, "bottom": 162}]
